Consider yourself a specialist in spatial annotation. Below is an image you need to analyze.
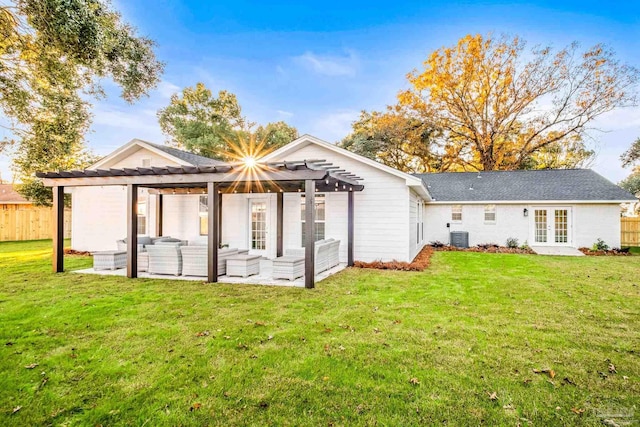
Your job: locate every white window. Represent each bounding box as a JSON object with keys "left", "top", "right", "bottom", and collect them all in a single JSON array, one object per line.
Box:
[
  {"left": 484, "top": 204, "right": 496, "bottom": 223},
  {"left": 199, "top": 195, "right": 208, "bottom": 236},
  {"left": 451, "top": 205, "right": 462, "bottom": 222},
  {"left": 137, "top": 200, "right": 147, "bottom": 234},
  {"left": 301, "top": 194, "right": 325, "bottom": 246}
]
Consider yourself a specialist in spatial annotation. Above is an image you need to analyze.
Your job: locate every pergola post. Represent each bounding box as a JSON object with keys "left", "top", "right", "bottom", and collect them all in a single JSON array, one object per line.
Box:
[
  {"left": 52, "top": 186, "right": 65, "bottom": 273},
  {"left": 156, "top": 194, "right": 163, "bottom": 237},
  {"left": 348, "top": 190, "right": 354, "bottom": 267},
  {"left": 304, "top": 179, "right": 315, "bottom": 289},
  {"left": 276, "top": 191, "right": 283, "bottom": 257},
  {"left": 207, "top": 182, "right": 219, "bottom": 283},
  {"left": 127, "top": 184, "right": 139, "bottom": 278},
  {"left": 218, "top": 193, "right": 223, "bottom": 248}
]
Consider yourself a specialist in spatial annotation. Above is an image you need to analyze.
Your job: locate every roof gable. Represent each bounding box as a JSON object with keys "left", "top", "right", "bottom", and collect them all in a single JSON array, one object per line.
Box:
[
  {"left": 89, "top": 139, "right": 223, "bottom": 170},
  {"left": 262, "top": 134, "right": 431, "bottom": 198},
  {"left": 413, "top": 169, "right": 637, "bottom": 203}
]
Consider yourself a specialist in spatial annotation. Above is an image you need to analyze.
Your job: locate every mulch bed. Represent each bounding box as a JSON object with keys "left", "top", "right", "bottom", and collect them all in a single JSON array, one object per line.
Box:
[
  {"left": 64, "top": 248, "right": 92, "bottom": 256},
  {"left": 431, "top": 244, "right": 536, "bottom": 254},
  {"left": 578, "top": 247, "right": 632, "bottom": 256},
  {"left": 354, "top": 245, "right": 433, "bottom": 271}
]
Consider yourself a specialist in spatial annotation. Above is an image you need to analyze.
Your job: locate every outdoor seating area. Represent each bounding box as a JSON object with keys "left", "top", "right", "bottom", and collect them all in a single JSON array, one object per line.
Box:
[{"left": 90, "top": 236, "right": 343, "bottom": 284}]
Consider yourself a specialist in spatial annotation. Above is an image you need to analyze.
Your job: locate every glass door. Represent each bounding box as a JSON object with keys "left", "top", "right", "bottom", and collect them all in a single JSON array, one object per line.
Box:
[
  {"left": 532, "top": 207, "right": 571, "bottom": 246},
  {"left": 249, "top": 199, "right": 268, "bottom": 255}
]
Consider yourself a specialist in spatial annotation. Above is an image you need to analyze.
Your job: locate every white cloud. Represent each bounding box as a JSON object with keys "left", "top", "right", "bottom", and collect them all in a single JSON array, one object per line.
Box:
[
  {"left": 155, "top": 80, "right": 181, "bottom": 99},
  {"left": 276, "top": 110, "right": 294, "bottom": 118},
  {"left": 293, "top": 51, "right": 358, "bottom": 77},
  {"left": 592, "top": 106, "right": 640, "bottom": 130},
  {"left": 307, "top": 110, "right": 359, "bottom": 142}
]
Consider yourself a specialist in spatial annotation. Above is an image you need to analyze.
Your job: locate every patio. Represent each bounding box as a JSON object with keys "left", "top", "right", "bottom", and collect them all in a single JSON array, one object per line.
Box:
[
  {"left": 38, "top": 159, "right": 364, "bottom": 288},
  {"left": 73, "top": 258, "right": 348, "bottom": 287}
]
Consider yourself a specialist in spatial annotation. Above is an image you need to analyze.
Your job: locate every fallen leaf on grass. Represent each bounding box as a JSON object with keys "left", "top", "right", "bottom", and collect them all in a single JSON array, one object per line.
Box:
[
  {"left": 12, "top": 406, "right": 21, "bottom": 414},
  {"left": 323, "top": 328, "right": 332, "bottom": 333},
  {"left": 608, "top": 363, "right": 617, "bottom": 374},
  {"left": 488, "top": 391, "right": 498, "bottom": 401},
  {"left": 322, "top": 376, "right": 329, "bottom": 381},
  {"left": 503, "top": 404, "right": 515, "bottom": 411},
  {"left": 523, "top": 378, "right": 532, "bottom": 385},
  {"left": 623, "top": 375, "right": 629, "bottom": 380},
  {"left": 24, "top": 363, "right": 38, "bottom": 369},
  {"left": 563, "top": 377, "right": 576, "bottom": 386},
  {"left": 195, "top": 331, "right": 210, "bottom": 337},
  {"left": 373, "top": 328, "right": 381, "bottom": 334},
  {"left": 69, "top": 353, "right": 77, "bottom": 359},
  {"left": 190, "top": 403, "right": 201, "bottom": 411},
  {"left": 267, "top": 335, "right": 273, "bottom": 340},
  {"left": 393, "top": 319, "right": 402, "bottom": 324},
  {"left": 409, "top": 378, "right": 420, "bottom": 385},
  {"left": 6, "top": 342, "right": 14, "bottom": 346},
  {"left": 254, "top": 321, "right": 265, "bottom": 327},
  {"left": 571, "top": 407, "right": 585, "bottom": 415},
  {"left": 532, "top": 368, "right": 555, "bottom": 378}
]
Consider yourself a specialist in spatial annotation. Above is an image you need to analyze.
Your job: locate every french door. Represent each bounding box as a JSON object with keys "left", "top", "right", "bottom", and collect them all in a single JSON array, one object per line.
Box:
[
  {"left": 249, "top": 199, "right": 268, "bottom": 255},
  {"left": 532, "top": 207, "right": 571, "bottom": 246}
]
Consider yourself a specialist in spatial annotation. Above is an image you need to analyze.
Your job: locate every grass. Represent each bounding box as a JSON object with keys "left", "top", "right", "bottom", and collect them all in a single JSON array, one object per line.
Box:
[{"left": 0, "top": 240, "right": 638, "bottom": 426}]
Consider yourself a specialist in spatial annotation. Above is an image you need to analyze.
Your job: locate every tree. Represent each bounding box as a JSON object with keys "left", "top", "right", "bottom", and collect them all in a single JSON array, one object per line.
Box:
[
  {"left": 1, "top": 0, "right": 164, "bottom": 205},
  {"left": 620, "top": 137, "right": 640, "bottom": 211},
  {"left": 397, "top": 34, "right": 638, "bottom": 171},
  {"left": 339, "top": 109, "right": 441, "bottom": 173},
  {"left": 158, "top": 83, "right": 298, "bottom": 160},
  {"left": 157, "top": 83, "right": 244, "bottom": 159},
  {"left": 621, "top": 137, "right": 640, "bottom": 168}
]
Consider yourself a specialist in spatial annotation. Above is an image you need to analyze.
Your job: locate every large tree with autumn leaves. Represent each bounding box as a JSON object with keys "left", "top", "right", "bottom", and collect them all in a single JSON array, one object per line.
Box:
[{"left": 342, "top": 34, "right": 638, "bottom": 172}]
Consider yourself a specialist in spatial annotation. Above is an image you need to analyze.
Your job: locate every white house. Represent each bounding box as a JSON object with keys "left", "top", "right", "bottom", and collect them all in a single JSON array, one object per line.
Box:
[{"left": 65, "top": 135, "right": 635, "bottom": 263}]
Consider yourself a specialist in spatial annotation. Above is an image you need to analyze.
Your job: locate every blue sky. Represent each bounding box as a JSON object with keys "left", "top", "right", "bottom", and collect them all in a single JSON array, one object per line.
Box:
[{"left": 1, "top": 0, "right": 639, "bottom": 182}]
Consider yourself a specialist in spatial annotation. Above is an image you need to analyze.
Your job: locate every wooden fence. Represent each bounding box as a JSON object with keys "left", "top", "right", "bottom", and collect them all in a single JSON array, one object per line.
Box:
[
  {"left": 0, "top": 205, "right": 71, "bottom": 241},
  {"left": 621, "top": 217, "right": 640, "bottom": 247}
]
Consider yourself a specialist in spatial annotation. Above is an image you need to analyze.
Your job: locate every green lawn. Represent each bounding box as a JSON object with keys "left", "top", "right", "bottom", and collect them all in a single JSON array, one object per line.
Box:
[{"left": 0, "top": 240, "right": 638, "bottom": 426}]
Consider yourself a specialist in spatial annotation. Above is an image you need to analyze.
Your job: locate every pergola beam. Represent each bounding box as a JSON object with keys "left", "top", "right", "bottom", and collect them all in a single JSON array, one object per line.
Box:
[{"left": 42, "top": 169, "right": 328, "bottom": 187}]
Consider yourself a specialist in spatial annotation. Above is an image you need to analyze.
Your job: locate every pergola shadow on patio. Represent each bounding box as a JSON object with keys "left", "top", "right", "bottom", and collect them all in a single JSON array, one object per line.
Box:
[{"left": 38, "top": 159, "right": 364, "bottom": 288}]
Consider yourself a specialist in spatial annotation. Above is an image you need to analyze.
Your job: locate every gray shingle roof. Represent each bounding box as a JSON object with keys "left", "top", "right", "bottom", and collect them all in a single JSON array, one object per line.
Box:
[
  {"left": 412, "top": 169, "right": 636, "bottom": 202},
  {"left": 144, "top": 141, "right": 224, "bottom": 166}
]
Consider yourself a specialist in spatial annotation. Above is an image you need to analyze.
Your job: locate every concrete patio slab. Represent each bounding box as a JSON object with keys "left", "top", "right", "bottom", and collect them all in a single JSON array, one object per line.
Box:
[
  {"left": 72, "top": 259, "right": 347, "bottom": 287},
  {"left": 531, "top": 246, "right": 585, "bottom": 256}
]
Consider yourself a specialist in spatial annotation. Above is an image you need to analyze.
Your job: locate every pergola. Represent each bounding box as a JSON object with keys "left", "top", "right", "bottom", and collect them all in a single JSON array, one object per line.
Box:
[{"left": 37, "top": 159, "right": 364, "bottom": 288}]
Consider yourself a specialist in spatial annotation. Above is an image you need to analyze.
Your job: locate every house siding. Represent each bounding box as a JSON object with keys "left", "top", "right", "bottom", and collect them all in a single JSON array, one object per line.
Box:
[
  {"left": 425, "top": 203, "right": 622, "bottom": 248},
  {"left": 268, "top": 143, "right": 413, "bottom": 262}
]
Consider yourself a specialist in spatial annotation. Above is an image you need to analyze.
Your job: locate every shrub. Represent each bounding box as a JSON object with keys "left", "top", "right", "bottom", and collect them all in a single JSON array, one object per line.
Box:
[
  {"left": 592, "top": 238, "right": 609, "bottom": 251},
  {"left": 477, "top": 243, "right": 499, "bottom": 250},
  {"left": 506, "top": 237, "right": 519, "bottom": 248},
  {"left": 520, "top": 240, "right": 530, "bottom": 250},
  {"left": 429, "top": 240, "right": 446, "bottom": 248}
]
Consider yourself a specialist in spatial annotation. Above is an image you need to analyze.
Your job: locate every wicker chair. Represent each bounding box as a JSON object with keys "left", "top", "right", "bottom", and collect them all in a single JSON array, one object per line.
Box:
[
  {"left": 284, "top": 238, "right": 340, "bottom": 274},
  {"left": 146, "top": 243, "right": 185, "bottom": 276},
  {"left": 180, "top": 246, "right": 239, "bottom": 277}
]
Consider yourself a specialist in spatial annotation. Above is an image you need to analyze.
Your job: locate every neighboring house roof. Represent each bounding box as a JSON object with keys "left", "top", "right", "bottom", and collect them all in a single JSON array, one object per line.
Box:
[
  {"left": 89, "top": 138, "right": 223, "bottom": 170},
  {"left": 413, "top": 169, "right": 637, "bottom": 203},
  {"left": 0, "top": 184, "right": 30, "bottom": 204},
  {"left": 262, "top": 134, "right": 432, "bottom": 200}
]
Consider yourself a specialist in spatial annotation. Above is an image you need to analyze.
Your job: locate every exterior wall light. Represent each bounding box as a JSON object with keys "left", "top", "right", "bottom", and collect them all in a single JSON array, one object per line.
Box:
[{"left": 523, "top": 208, "right": 528, "bottom": 217}]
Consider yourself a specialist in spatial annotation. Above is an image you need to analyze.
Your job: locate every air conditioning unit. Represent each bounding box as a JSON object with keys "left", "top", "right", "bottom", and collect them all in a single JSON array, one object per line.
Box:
[{"left": 450, "top": 231, "right": 469, "bottom": 248}]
